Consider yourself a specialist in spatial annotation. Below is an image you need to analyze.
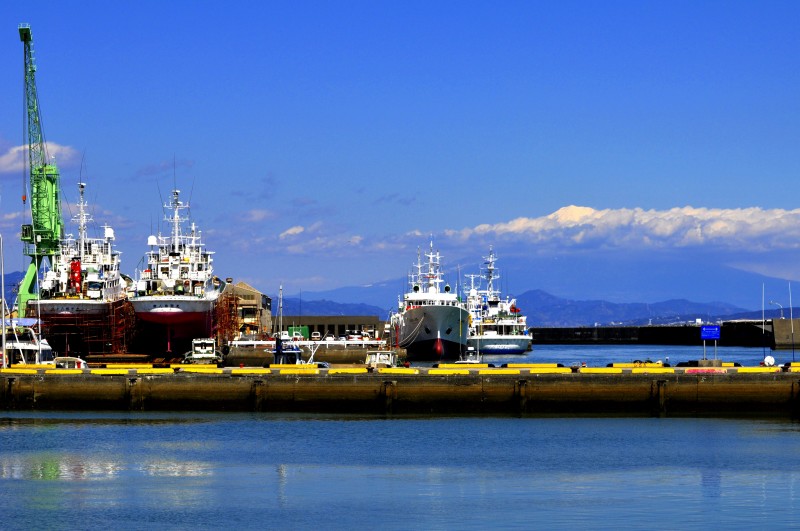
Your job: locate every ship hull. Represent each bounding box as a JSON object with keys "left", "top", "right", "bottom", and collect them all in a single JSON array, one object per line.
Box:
[
  {"left": 34, "top": 298, "right": 134, "bottom": 356},
  {"left": 395, "top": 305, "right": 469, "bottom": 362},
  {"left": 130, "top": 295, "right": 218, "bottom": 355},
  {"left": 35, "top": 298, "right": 120, "bottom": 317},
  {"left": 468, "top": 335, "right": 532, "bottom": 355}
]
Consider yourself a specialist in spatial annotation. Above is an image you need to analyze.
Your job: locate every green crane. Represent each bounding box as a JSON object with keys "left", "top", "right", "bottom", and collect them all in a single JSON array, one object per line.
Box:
[{"left": 17, "top": 24, "right": 64, "bottom": 317}]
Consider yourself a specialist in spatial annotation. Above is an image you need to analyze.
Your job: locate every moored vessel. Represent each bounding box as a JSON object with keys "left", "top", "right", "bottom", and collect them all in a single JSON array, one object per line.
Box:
[
  {"left": 3, "top": 318, "right": 54, "bottom": 365},
  {"left": 33, "top": 182, "right": 133, "bottom": 356},
  {"left": 129, "top": 188, "right": 223, "bottom": 354},
  {"left": 465, "top": 247, "right": 531, "bottom": 355},
  {"left": 389, "top": 241, "right": 469, "bottom": 362}
]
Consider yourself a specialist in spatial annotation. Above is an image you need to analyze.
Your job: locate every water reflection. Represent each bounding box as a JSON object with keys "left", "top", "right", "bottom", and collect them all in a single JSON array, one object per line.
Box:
[
  {"left": 0, "top": 453, "right": 216, "bottom": 481},
  {"left": 276, "top": 464, "right": 288, "bottom": 508},
  {"left": 0, "top": 455, "right": 122, "bottom": 480},
  {"left": 138, "top": 460, "right": 213, "bottom": 478},
  {"left": 2, "top": 413, "right": 800, "bottom": 529},
  {"left": 701, "top": 468, "right": 721, "bottom": 499}
]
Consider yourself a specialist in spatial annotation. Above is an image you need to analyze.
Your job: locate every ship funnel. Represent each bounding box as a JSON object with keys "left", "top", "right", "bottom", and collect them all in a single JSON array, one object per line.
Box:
[
  {"left": 147, "top": 235, "right": 158, "bottom": 246},
  {"left": 104, "top": 226, "right": 115, "bottom": 240}
]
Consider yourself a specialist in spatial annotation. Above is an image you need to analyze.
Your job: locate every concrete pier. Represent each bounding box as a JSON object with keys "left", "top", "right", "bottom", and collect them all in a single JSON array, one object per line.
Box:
[{"left": 1, "top": 365, "right": 798, "bottom": 417}]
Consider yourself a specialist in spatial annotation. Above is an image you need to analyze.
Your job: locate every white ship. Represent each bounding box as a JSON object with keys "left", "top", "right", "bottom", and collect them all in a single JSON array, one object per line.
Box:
[
  {"left": 34, "top": 182, "right": 132, "bottom": 356},
  {"left": 390, "top": 241, "right": 469, "bottom": 361},
  {"left": 130, "top": 189, "right": 223, "bottom": 354},
  {"left": 465, "top": 248, "right": 532, "bottom": 355}
]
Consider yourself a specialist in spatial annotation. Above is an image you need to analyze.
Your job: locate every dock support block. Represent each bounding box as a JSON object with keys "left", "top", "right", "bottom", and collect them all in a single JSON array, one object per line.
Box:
[
  {"left": 382, "top": 380, "right": 397, "bottom": 415},
  {"left": 516, "top": 380, "right": 528, "bottom": 416},
  {"left": 652, "top": 379, "right": 667, "bottom": 417}
]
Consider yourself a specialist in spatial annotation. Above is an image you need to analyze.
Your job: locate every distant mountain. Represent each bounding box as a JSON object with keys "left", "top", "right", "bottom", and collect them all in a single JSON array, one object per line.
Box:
[
  {"left": 298, "top": 251, "right": 794, "bottom": 313},
  {"left": 293, "top": 280, "right": 403, "bottom": 312},
  {"left": 466, "top": 248, "right": 792, "bottom": 311},
  {"left": 276, "top": 297, "right": 388, "bottom": 318},
  {"left": 514, "top": 289, "right": 749, "bottom": 327},
  {"left": 3, "top": 270, "right": 788, "bottom": 326},
  {"left": 284, "top": 286, "right": 761, "bottom": 326}
]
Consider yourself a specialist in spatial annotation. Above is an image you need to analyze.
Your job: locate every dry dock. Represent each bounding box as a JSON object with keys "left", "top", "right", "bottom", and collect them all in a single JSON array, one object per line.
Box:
[{"left": 2, "top": 364, "right": 800, "bottom": 417}]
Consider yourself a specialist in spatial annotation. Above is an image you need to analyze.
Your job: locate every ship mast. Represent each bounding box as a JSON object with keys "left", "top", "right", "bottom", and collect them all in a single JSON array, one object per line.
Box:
[
  {"left": 75, "top": 183, "right": 90, "bottom": 262},
  {"left": 482, "top": 247, "right": 499, "bottom": 300},
  {"left": 167, "top": 189, "right": 187, "bottom": 254},
  {"left": 423, "top": 240, "right": 443, "bottom": 294}
]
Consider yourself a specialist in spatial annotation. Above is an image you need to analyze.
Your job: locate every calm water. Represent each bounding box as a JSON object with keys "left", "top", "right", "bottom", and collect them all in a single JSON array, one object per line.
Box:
[
  {"left": 478, "top": 343, "right": 793, "bottom": 368},
  {"left": 2, "top": 345, "right": 799, "bottom": 529}
]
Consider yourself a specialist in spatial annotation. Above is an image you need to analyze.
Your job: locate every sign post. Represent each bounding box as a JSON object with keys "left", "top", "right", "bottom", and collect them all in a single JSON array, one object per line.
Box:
[{"left": 700, "top": 325, "right": 721, "bottom": 360}]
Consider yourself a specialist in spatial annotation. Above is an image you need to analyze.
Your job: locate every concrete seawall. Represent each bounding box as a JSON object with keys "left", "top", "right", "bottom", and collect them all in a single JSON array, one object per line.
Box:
[
  {"left": 533, "top": 321, "right": 772, "bottom": 347},
  {"left": 2, "top": 367, "right": 799, "bottom": 417},
  {"left": 772, "top": 318, "right": 800, "bottom": 350}
]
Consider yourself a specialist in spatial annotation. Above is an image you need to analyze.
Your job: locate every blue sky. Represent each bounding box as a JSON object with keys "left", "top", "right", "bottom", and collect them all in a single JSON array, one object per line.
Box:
[{"left": 2, "top": 1, "right": 800, "bottom": 308}]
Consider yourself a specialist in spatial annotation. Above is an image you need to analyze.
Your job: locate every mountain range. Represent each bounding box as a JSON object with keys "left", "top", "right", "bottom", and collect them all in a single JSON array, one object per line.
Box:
[
  {"left": 287, "top": 251, "right": 799, "bottom": 326},
  {"left": 3, "top": 269, "right": 790, "bottom": 327},
  {"left": 280, "top": 288, "right": 783, "bottom": 327}
]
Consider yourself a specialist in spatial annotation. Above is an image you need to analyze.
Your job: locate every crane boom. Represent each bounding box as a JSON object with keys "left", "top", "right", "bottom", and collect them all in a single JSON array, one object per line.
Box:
[{"left": 17, "top": 24, "right": 64, "bottom": 317}]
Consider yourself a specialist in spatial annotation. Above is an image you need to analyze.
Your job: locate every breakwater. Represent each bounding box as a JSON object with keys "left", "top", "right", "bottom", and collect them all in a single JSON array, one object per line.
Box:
[
  {"left": 2, "top": 364, "right": 798, "bottom": 417},
  {"left": 771, "top": 318, "right": 800, "bottom": 349},
  {"left": 533, "top": 321, "right": 772, "bottom": 347}
]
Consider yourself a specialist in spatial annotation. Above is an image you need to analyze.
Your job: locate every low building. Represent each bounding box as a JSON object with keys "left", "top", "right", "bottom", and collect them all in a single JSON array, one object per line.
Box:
[
  {"left": 222, "top": 281, "right": 272, "bottom": 337},
  {"left": 280, "top": 315, "right": 385, "bottom": 339}
]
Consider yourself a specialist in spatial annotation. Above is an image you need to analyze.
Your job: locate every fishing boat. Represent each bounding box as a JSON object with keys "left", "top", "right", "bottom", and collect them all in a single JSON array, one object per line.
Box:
[
  {"left": 464, "top": 247, "right": 532, "bottom": 355},
  {"left": 389, "top": 241, "right": 469, "bottom": 362},
  {"left": 33, "top": 182, "right": 133, "bottom": 356},
  {"left": 130, "top": 189, "right": 223, "bottom": 354},
  {"left": 2, "top": 318, "right": 54, "bottom": 365}
]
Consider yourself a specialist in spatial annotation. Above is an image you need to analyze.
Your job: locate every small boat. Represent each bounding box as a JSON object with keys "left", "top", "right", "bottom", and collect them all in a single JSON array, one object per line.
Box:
[
  {"left": 389, "top": 241, "right": 470, "bottom": 362},
  {"left": 272, "top": 337, "right": 304, "bottom": 364},
  {"left": 454, "top": 347, "right": 482, "bottom": 364},
  {"left": 53, "top": 356, "right": 88, "bottom": 369},
  {"left": 365, "top": 350, "right": 397, "bottom": 368},
  {"left": 2, "top": 318, "right": 54, "bottom": 366},
  {"left": 465, "top": 247, "right": 532, "bottom": 355},
  {"left": 182, "top": 338, "right": 223, "bottom": 364}
]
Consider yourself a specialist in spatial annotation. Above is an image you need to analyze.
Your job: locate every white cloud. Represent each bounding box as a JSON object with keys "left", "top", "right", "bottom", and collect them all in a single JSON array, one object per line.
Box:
[
  {"left": 279, "top": 225, "right": 305, "bottom": 239},
  {"left": 455, "top": 205, "right": 800, "bottom": 250},
  {"left": 0, "top": 143, "right": 80, "bottom": 174},
  {"left": 241, "top": 209, "right": 273, "bottom": 222}
]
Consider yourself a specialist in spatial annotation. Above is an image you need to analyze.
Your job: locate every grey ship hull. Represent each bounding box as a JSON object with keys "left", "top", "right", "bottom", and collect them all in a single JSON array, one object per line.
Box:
[{"left": 395, "top": 304, "right": 469, "bottom": 361}]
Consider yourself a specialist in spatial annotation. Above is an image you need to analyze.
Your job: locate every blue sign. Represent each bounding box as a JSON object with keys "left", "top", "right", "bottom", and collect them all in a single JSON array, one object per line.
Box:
[{"left": 700, "top": 325, "right": 721, "bottom": 340}]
